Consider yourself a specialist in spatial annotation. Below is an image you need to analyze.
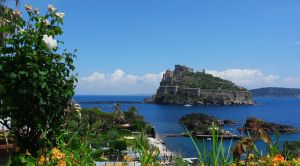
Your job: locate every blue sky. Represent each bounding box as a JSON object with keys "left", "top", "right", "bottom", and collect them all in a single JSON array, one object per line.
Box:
[{"left": 10, "top": 0, "right": 300, "bottom": 94}]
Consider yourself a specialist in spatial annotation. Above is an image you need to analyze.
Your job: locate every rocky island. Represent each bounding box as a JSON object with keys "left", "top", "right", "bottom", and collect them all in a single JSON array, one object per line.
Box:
[
  {"left": 242, "top": 117, "right": 300, "bottom": 133},
  {"left": 145, "top": 65, "right": 254, "bottom": 105},
  {"left": 180, "top": 113, "right": 300, "bottom": 138},
  {"left": 179, "top": 113, "right": 239, "bottom": 138}
]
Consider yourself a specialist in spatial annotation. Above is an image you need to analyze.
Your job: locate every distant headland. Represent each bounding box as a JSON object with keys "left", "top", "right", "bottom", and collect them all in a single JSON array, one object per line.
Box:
[
  {"left": 250, "top": 87, "right": 300, "bottom": 98},
  {"left": 145, "top": 65, "right": 254, "bottom": 105}
]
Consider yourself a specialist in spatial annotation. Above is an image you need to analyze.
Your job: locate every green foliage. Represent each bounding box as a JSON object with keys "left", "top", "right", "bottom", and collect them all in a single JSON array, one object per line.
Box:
[
  {"left": 0, "top": 4, "right": 77, "bottom": 154},
  {"left": 175, "top": 72, "right": 246, "bottom": 91},
  {"left": 10, "top": 128, "right": 95, "bottom": 165},
  {"left": 66, "top": 106, "right": 155, "bottom": 161},
  {"left": 9, "top": 153, "right": 37, "bottom": 166},
  {"left": 184, "top": 123, "right": 233, "bottom": 166},
  {"left": 283, "top": 141, "right": 300, "bottom": 159},
  {"left": 0, "top": 130, "right": 15, "bottom": 144},
  {"left": 173, "top": 156, "right": 189, "bottom": 166}
]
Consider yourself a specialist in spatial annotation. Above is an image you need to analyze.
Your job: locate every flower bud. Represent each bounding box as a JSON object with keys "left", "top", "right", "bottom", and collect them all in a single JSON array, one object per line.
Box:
[
  {"left": 12, "top": 10, "right": 22, "bottom": 17},
  {"left": 25, "top": 4, "right": 32, "bottom": 11},
  {"left": 55, "top": 12, "right": 65, "bottom": 19},
  {"left": 34, "top": 8, "right": 39, "bottom": 15},
  {"left": 47, "top": 5, "right": 56, "bottom": 12}
]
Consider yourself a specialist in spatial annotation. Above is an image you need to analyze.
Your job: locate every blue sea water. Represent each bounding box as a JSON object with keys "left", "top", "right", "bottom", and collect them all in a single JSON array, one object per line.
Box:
[{"left": 74, "top": 96, "right": 300, "bottom": 157}]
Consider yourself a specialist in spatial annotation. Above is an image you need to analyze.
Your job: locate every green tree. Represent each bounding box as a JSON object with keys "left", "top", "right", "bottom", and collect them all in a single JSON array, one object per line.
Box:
[{"left": 0, "top": 5, "right": 77, "bottom": 154}]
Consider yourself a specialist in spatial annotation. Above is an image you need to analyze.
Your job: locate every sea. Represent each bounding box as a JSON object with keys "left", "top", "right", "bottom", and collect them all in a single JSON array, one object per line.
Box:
[{"left": 74, "top": 95, "right": 300, "bottom": 158}]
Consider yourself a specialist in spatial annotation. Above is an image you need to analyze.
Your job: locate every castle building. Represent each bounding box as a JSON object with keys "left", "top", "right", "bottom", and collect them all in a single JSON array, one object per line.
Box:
[
  {"left": 162, "top": 65, "right": 194, "bottom": 85},
  {"left": 174, "top": 65, "right": 193, "bottom": 75}
]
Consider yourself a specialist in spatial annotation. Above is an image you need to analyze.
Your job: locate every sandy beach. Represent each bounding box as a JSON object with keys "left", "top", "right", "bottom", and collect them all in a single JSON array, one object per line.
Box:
[{"left": 148, "top": 137, "right": 177, "bottom": 165}]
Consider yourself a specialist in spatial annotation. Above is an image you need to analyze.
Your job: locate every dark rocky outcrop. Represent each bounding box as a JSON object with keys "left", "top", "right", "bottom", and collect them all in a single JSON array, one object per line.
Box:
[
  {"left": 224, "top": 119, "right": 238, "bottom": 125},
  {"left": 145, "top": 65, "right": 254, "bottom": 105},
  {"left": 179, "top": 113, "right": 235, "bottom": 135},
  {"left": 243, "top": 117, "right": 300, "bottom": 133}
]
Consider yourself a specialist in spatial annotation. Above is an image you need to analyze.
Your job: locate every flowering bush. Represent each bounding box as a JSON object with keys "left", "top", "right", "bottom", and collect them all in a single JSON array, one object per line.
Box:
[
  {"left": 0, "top": 4, "right": 77, "bottom": 154},
  {"left": 230, "top": 154, "right": 300, "bottom": 166}
]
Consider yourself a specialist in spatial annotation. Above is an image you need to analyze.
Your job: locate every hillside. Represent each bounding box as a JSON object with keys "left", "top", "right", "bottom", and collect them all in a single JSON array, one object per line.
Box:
[
  {"left": 160, "top": 71, "right": 247, "bottom": 91},
  {"left": 250, "top": 87, "right": 300, "bottom": 97},
  {"left": 146, "top": 65, "right": 254, "bottom": 105}
]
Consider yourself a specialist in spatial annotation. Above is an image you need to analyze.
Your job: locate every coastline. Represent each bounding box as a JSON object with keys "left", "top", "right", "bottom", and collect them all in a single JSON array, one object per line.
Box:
[{"left": 148, "top": 136, "right": 178, "bottom": 165}]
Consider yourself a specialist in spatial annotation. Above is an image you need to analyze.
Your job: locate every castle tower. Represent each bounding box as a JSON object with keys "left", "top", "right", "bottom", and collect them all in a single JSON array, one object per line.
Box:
[{"left": 174, "top": 65, "right": 193, "bottom": 75}]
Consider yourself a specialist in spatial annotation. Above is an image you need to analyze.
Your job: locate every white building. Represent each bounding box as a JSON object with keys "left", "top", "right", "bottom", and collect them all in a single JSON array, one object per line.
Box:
[{"left": 0, "top": 118, "right": 10, "bottom": 131}]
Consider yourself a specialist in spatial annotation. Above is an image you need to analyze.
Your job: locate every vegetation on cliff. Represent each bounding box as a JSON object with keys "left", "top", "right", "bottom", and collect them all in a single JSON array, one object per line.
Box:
[{"left": 161, "top": 71, "right": 246, "bottom": 91}]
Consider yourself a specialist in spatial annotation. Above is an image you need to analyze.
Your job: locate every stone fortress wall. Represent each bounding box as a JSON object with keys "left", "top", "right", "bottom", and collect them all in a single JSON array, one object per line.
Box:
[{"left": 157, "top": 86, "right": 252, "bottom": 104}]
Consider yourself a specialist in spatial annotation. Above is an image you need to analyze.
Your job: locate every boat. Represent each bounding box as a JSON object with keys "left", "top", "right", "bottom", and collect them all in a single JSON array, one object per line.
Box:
[{"left": 184, "top": 96, "right": 192, "bottom": 107}]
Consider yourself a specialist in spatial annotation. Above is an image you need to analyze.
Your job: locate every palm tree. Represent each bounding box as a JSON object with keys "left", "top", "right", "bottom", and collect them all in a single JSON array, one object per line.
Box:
[{"left": 113, "top": 104, "right": 126, "bottom": 124}]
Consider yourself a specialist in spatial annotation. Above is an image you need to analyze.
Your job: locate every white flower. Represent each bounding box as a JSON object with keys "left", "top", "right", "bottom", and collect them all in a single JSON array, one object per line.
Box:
[
  {"left": 39, "top": 18, "right": 50, "bottom": 25},
  {"left": 45, "top": 19, "right": 50, "bottom": 25},
  {"left": 4, "top": 19, "right": 11, "bottom": 23},
  {"left": 47, "top": 5, "right": 56, "bottom": 12},
  {"left": 34, "top": 8, "right": 39, "bottom": 15},
  {"left": 55, "top": 12, "right": 65, "bottom": 19},
  {"left": 25, "top": 4, "right": 32, "bottom": 11},
  {"left": 12, "top": 10, "right": 21, "bottom": 17},
  {"left": 42, "top": 35, "right": 57, "bottom": 50},
  {"left": 43, "top": 19, "right": 50, "bottom": 25}
]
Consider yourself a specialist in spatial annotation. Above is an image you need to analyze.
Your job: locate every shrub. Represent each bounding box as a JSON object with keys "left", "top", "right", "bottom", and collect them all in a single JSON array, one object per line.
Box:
[{"left": 0, "top": 4, "right": 77, "bottom": 154}]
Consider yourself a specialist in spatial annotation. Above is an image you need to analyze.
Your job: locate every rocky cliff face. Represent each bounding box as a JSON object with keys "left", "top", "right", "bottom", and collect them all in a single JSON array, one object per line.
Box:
[{"left": 147, "top": 65, "right": 254, "bottom": 105}]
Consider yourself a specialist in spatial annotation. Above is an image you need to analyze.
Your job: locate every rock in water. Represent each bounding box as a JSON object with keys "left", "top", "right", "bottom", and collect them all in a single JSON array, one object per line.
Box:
[
  {"left": 224, "top": 119, "right": 238, "bottom": 125},
  {"left": 179, "top": 113, "right": 236, "bottom": 135},
  {"left": 243, "top": 117, "right": 300, "bottom": 133}
]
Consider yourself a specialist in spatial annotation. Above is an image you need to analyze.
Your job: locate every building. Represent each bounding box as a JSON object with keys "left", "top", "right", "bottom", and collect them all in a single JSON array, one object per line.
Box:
[
  {"left": 174, "top": 65, "right": 193, "bottom": 75},
  {"left": 0, "top": 118, "right": 10, "bottom": 131}
]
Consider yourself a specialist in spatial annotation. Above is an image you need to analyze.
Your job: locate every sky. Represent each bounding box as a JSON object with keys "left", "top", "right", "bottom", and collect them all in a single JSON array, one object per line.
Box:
[{"left": 8, "top": 0, "right": 300, "bottom": 95}]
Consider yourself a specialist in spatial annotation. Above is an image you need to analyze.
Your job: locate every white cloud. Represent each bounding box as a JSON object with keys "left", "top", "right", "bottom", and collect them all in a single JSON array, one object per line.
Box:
[
  {"left": 141, "top": 72, "right": 165, "bottom": 84},
  {"left": 77, "top": 68, "right": 300, "bottom": 95},
  {"left": 264, "top": 75, "right": 279, "bottom": 84},
  {"left": 81, "top": 72, "right": 105, "bottom": 82},
  {"left": 206, "top": 69, "right": 280, "bottom": 89},
  {"left": 77, "top": 69, "right": 164, "bottom": 95}
]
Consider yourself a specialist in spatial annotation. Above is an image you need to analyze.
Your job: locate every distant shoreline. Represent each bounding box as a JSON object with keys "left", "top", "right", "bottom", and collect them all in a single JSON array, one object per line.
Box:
[{"left": 78, "top": 101, "right": 145, "bottom": 104}]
